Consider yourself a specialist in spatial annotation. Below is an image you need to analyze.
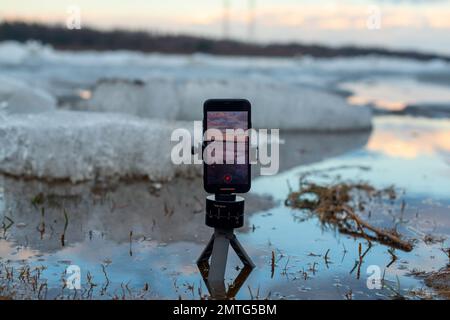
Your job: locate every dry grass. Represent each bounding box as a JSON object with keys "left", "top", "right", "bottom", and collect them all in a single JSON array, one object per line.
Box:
[
  {"left": 286, "top": 180, "right": 413, "bottom": 252},
  {"left": 424, "top": 267, "right": 450, "bottom": 299},
  {"left": 0, "top": 260, "right": 153, "bottom": 300}
]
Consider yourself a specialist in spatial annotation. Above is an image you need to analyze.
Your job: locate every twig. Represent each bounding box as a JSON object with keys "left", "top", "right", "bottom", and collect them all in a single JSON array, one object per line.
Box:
[
  {"left": 61, "top": 209, "right": 69, "bottom": 247},
  {"left": 342, "top": 205, "right": 412, "bottom": 252},
  {"left": 324, "top": 249, "right": 331, "bottom": 268},
  {"left": 270, "top": 251, "right": 275, "bottom": 278},
  {"left": 386, "top": 248, "right": 397, "bottom": 268}
]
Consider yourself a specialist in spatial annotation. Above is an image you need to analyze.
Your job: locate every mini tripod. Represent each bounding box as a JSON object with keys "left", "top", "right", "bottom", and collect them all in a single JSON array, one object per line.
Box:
[{"left": 197, "top": 194, "right": 255, "bottom": 299}]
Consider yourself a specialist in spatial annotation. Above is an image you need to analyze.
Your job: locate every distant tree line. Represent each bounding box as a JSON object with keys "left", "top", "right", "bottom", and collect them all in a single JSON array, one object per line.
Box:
[{"left": 0, "top": 21, "right": 448, "bottom": 62}]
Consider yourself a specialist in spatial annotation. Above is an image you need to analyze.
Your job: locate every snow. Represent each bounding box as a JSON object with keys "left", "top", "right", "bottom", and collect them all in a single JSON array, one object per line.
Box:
[
  {"left": 0, "top": 111, "right": 197, "bottom": 182},
  {"left": 88, "top": 78, "right": 372, "bottom": 130}
]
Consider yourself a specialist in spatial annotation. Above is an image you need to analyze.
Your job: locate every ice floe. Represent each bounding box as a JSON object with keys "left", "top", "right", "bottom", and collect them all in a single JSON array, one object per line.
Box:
[
  {"left": 0, "top": 41, "right": 378, "bottom": 181},
  {"left": 0, "top": 111, "right": 196, "bottom": 182},
  {"left": 0, "top": 109, "right": 370, "bottom": 182},
  {"left": 0, "top": 76, "right": 56, "bottom": 114},
  {"left": 88, "top": 78, "right": 372, "bottom": 130}
]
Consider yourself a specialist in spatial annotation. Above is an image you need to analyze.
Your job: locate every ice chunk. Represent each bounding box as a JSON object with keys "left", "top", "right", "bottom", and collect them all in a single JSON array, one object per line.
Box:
[
  {"left": 88, "top": 78, "right": 372, "bottom": 131},
  {"left": 0, "top": 111, "right": 197, "bottom": 182},
  {"left": 0, "top": 76, "right": 56, "bottom": 114},
  {"left": 0, "top": 41, "right": 56, "bottom": 66},
  {"left": 176, "top": 79, "right": 372, "bottom": 131},
  {"left": 88, "top": 79, "right": 180, "bottom": 120},
  {"left": 0, "top": 109, "right": 371, "bottom": 181},
  {"left": 0, "top": 41, "right": 31, "bottom": 66}
]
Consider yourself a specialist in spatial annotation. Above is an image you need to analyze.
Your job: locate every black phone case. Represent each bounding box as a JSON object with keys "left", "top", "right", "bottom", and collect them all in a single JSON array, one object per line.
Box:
[{"left": 203, "top": 99, "right": 251, "bottom": 194}]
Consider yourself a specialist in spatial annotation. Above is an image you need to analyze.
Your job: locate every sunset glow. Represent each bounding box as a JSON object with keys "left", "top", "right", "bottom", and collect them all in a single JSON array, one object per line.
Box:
[
  {"left": 2, "top": 0, "right": 450, "bottom": 54},
  {"left": 367, "top": 120, "right": 450, "bottom": 159}
]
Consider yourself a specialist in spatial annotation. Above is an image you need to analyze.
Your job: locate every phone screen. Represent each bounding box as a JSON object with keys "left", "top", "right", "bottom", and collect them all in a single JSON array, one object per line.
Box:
[{"left": 204, "top": 103, "right": 250, "bottom": 193}]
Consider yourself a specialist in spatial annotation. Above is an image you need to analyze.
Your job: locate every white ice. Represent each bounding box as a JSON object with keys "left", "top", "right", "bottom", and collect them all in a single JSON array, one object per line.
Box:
[
  {"left": 0, "top": 41, "right": 391, "bottom": 181},
  {"left": 0, "top": 111, "right": 196, "bottom": 182},
  {"left": 88, "top": 78, "right": 372, "bottom": 131},
  {"left": 0, "top": 76, "right": 56, "bottom": 115}
]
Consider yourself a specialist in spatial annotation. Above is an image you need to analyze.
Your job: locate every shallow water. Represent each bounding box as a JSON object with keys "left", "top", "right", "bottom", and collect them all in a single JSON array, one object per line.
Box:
[
  {"left": 1, "top": 116, "right": 449, "bottom": 300},
  {"left": 339, "top": 77, "right": 450, "bottom": 111},
  {"left": 1, "top": 47, "right": 450, "bottom": 299}
]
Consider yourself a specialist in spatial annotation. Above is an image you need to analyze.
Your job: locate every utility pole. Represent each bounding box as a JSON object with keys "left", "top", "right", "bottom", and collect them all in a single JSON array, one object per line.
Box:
[
  {"left": 223, "top": 0, "right": 230, "bottom": 40},
  {"left": 247, "top": 0, "right": 256, "bottom": 42}
]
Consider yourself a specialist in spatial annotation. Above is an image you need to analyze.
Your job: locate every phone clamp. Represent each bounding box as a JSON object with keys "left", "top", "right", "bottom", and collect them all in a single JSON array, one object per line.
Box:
[{"left": 197, "top": 194, "right": 255, "bottom": 298}]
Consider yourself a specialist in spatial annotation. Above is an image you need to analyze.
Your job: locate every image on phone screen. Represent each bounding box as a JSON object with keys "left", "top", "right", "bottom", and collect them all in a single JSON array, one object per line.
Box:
[{"left": 205, "top": 110, "right": 250, "bottom": 191}]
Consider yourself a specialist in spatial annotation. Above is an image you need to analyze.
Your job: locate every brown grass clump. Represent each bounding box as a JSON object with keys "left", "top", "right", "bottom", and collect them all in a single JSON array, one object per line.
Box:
[
  {"left": 424, "top": 266, "right": 450, "bottom": 299},
  {"left": 285, "top": 181, "right": 413, "bottom": 252}
]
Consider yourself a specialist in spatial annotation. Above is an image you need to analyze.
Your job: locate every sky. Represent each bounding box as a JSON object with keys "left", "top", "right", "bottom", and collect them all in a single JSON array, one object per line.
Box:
[{"left": 1, "top": 0, "right": 450, "bottom": 55}]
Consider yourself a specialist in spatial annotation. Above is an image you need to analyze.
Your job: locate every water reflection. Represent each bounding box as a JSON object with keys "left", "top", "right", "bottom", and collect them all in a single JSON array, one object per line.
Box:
[
  {"left": 0, "top": 176, "right": 274, "bottom": 253},
  {"left": 366, "top": 117, "right": 450, "bottom": 159},
  {"left": 1, "top": 121, "right": 448, "bottom": 299},
  {"left": 197, "top": 227, "right": 255, "bottom": 300},
  {"left": 0, "top": 127, "right": 370, "bottom": 253},
  {"left": 198, "top": 263, "right": 253, "bottom": 300},
  {"left": 340, "top": 78, "right": 450, "bottom": 111},
  {"left": 252, "top": 129, "right": 371, "bottom": 178}
]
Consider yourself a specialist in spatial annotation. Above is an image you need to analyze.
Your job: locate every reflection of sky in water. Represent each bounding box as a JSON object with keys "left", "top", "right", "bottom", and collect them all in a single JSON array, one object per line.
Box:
[
  {"left": 1, "top": 116, "right": 449, "bottom": 299},
  {"left": 4, "top": 203, "right": 446, "bottom": 300},
  {"left": 340, "top": 78, "right": 450, "bottom": 111},
  {"left": 253, "top": 117, "right": 450, "bottom": 201}
]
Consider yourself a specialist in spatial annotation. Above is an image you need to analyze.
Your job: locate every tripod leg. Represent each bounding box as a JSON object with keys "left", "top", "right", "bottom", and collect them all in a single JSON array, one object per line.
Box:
[
  {"left": 196, "top": 233, "right": 215, "bottom": 265},
  {"left": 230, "top": 234, "right": 256, "bottom": 269},
  {"left": 226, "top": 265, "right": 253, "bottom": 299},
  {"left": 208, "top": 230, "right": 230, "bottom": 286}
]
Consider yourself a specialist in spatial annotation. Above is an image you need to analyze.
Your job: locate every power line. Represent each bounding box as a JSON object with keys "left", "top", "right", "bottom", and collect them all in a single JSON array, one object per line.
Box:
[
  {"left": 248, "top": 0, "right": 256, "bottom": 42},
  {"left": 222, "top": 0, "right": 230, "bottom": 39}
]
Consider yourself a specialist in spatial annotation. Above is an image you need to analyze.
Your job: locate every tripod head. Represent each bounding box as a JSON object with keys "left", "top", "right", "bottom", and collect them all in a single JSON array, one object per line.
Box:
[{"left": 205, "top": 193, "right": 245, "bottom": 229}]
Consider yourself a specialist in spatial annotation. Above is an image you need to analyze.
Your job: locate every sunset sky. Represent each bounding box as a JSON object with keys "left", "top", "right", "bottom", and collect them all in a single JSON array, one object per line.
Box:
[{"left": 2, "top": 0, "right": 450, "bottom": 54}]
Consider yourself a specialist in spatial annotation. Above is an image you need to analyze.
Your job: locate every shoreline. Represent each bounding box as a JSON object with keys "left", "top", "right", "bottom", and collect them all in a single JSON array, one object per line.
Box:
[{"left": 2, "top": 21, "right": 450, "bottom": 62}]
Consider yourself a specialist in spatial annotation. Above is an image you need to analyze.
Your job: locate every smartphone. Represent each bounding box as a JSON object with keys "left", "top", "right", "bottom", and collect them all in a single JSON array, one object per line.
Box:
[{"left": 203, "top": 99, "right": 251, "bottom": 194}]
